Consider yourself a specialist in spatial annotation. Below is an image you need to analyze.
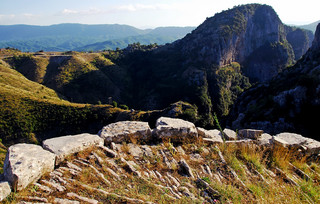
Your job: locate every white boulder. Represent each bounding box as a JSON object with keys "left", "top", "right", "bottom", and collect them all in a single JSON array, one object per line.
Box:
[
  {"left": 98, "top": 121, "right": 152, "bottom": 144},
  {"left": 223, "top": 128, "right": 237, "bottom": 140},
  {"left": 43, "top": 133, "right": 103, "bottom": 165},
  {"left": 154, "top": 117, "right": 198, "bottom": 142},
  {"left": 274, "top": 132, "right": 320, "bottom": 154},
  {"left": 0, "top": 181, "right": 11, "bottom": 201},
  {"left": 4, "top": 144, "right": 55, "bottom": 191}
]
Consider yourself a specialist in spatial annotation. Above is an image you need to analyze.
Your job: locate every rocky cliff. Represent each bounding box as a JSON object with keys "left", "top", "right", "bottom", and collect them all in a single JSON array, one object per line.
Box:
[
  {"left": 1, "top": 4, "right": 315, "bottom": 139},
  {"left": 229, "top": 23, "right": 320, "bottom": 141},
  {"left": 175, "top": 4, "right": 313, "bottom": 82}
]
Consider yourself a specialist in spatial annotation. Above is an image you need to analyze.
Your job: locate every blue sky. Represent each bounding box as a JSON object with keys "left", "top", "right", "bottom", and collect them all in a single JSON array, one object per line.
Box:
[{"left": 0, "top": 0, "right": 319, "bottom": 28}]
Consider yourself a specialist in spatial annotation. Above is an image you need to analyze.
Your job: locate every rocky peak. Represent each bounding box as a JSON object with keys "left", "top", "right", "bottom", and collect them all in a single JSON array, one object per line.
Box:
[
  {"left": 176, "top": 4, "right": 313, "bottom": 82},
  {"left": 311, "top": 23, "right": 320, "bottom": 50}
]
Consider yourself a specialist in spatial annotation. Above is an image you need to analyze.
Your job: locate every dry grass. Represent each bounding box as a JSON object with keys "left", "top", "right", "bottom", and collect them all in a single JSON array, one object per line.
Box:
[{"left": 2, "top": 139, "right": 320, "bottom": 204}]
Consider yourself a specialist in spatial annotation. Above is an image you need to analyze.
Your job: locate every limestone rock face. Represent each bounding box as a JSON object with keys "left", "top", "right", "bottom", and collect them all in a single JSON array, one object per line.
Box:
[
  {"left": 43, "top": 133, "right": 104, "bottom": 165},
  {"left": 154, "top": 117, "right": 198, "bottom": 142},
  {"left": 257, "top": 133, "right": 273, "bottom": 146},
  {"left": 197, "top": 128, "right": 223, "bottom": 143},
  {"left": 98, "top": 121, "right": 152, "bottom": 144},
  {"left": 223, "top": 129, "right": 237, "bottom": 140},
  {"left": 274, "top": 132, "right": 320, "bottom": 154},
  {"left": 3, "top": 144, "right": 55, "bottom": 191},
  {"left": 0, "top": 182, "right": 11, "bottom": 201}
]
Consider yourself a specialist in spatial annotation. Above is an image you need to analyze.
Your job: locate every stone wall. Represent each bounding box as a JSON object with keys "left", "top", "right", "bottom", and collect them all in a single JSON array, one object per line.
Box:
[{"left": 1, "top": 116, "right": 320, "bottom": 201}]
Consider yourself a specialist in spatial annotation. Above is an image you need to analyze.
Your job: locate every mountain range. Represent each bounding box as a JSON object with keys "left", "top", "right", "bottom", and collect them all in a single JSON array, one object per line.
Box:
[
  {"left": 0, "top": 3, "right": 320, "bottom": 145},
  {"left": 0, "top": 24, "right": 195, "bottom": 52}
]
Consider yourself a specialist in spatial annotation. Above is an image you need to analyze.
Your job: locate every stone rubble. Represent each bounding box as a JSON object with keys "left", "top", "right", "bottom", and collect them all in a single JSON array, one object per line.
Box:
[{"left": 0, "top": 117, "right": 320, "bottom": 202}]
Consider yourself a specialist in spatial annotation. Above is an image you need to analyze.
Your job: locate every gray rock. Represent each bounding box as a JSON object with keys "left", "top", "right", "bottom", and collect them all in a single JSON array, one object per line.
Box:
[
  {"left": 223, "top": 128, "right": 237, "bottom": 140},
  {"left": 154, "top": 117, "right": 198, "bottom": 142},
  {"left": 274, "top": 132, "right": 320, "bottom": 154},
  {"left": 127, "top": 144, "right": 143, "bottom": 158},
  {"left": 54, "top": 198, "right": 80, "bottom": 204},
  {"left": 257, "top": 133, "right": 273, "bottom": 146},
  {"left": 4, "top": 144, "right": 55, "bottom": 191},
  {"left": 43, "top": 133, "right": 103, "bottom": 165},
  {"left": 238, "top": 129, "right": 263, "bottom": 139},
  {"left": 198, "top": 128, "right": 223, "bottom": 143},
  {"left": 178, "top": 159, "right": 194, "bottom": 178},
  {"left": 67, "top": 192, "right": 98, "bottom": 204},
  {"left": 0, "top": 181, "right": 11, "bottom": 201},
  {"left": 99, "top": 121, "right": 152, "bottom": 144}
]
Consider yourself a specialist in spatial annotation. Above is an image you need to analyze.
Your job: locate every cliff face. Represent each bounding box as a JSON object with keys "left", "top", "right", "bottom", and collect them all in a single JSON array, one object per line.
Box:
[
  {"left": 228, "top": 23, "right": 320, "bottom": 140},
  {"left": 176, "top": 4, "right": 312, "bottom": 82}
]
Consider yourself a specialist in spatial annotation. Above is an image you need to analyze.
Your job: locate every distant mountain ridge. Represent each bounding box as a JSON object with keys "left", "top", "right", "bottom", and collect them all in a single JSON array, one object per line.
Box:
[
  {"left": 0, "top": 24, "right": 195, "bottom": 52},
  {"left": 297, "top": 20, "right": 320, "bottom": 33}
]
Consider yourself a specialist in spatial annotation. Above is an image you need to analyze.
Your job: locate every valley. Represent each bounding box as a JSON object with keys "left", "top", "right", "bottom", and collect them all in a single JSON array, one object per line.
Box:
[{"left": 1, "top": 3, "right": 320, "bottom": 203}]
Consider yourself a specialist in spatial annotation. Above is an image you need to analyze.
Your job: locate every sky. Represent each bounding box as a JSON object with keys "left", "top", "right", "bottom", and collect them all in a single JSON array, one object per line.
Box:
[{"left": 0, "top": 0, "right": 320, "bottom": 28}]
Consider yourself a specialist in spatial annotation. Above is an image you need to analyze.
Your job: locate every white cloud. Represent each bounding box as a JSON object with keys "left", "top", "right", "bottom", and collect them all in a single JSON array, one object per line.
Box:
[
  {"left": 59, "top": 3, "right": 175, "bottom": 16},
  {"left": 62, "top": 9, "right": 79, "bottom": 15}
]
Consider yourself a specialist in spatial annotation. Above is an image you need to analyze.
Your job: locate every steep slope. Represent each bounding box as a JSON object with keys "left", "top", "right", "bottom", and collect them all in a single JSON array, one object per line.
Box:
[
  {"left": 1, "top": 4, "right": 314, "bottom": 130},
  {"left": 175, "top": 4, "right": 312, "bottom": 82},
  {"left": 0, "top": 53, "right": 199, "bottom": 145},
  {"left": 229, "top": 23, "right": 320, "bottom": 140},
  {"left": 113, "top": 4, "right": 313, "bottom": 124},
  {"left": 3, "top": 52, "right": 130, "bottom": 104}
]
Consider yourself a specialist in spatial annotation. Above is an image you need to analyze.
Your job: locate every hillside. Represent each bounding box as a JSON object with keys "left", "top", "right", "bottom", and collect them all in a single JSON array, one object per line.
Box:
[
  {"left": 0, "top": 24, "right": 195, "bottom": 52},
  {"left": 229, "top": 23, "right": 320, "bottom": 141},
  {"left": 1, "top": 4, "right": 314, "bottom": 131},
  {"left": 1, "top": 118, "right": 320, "bottom": 203}
]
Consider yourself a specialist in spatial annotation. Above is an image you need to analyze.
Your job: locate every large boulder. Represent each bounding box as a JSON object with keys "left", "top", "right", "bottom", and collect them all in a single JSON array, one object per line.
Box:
[
  {"left": 274, "top": 132, "right": 320, "bottom": 154},
  {"left": 223, "top": 129, "right": 237, "bottom": 140},
  {"left": 0, "top": 181, "right": 11, "bottom": 201},
  {"left": 98, "top": 121, "right": 152, "bottom": 144},
  {"left": 154, "top": 117, "right": 198, "bottom": 142},
  {"left": 43, "top": 133, "right": 103, "bottom": 165},
  {"left": 197, "top": 128, "right": 223, "bottom": 144},
  {"left": 4, "top": 144, "right": 55, "bottom": 191}
]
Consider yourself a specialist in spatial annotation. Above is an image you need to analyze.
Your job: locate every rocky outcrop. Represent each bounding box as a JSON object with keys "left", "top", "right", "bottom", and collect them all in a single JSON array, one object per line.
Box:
[
  {"left": 3, "top": 144, "right": 55, "bottom": 191},
  {"left": 154, "top": 117, "right": 198, "bottom": 142},
  {"left": 43, "top": 133, "right": 104, "bottom": 165},
  {"left": 98, "top": 121, "right": 152, "bottom": 144},
  {"left": 1, "top": 117, "right": 320, "bottom": 202},
  {"left": 274, "top": 132, "right": 320, "bottom": 154},
  {"left": 228, "top": 23, "right": 320, "bottom": 140},
  {"left": 176, "top": 4, "right": 313, "bottom": 82}
]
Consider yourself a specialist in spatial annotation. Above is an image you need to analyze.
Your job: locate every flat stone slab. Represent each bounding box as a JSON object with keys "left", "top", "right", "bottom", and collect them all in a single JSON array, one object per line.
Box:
[
  {"left": 238, "top": 129, "right": 263, "bottom": 139},
  {"left": 274, "top": 132, "right": 320, "bottom": 154},
  {"left": 4, "top": 144, "right": 55, "bottom": 191},
  {"left": 0, "top": 181, "right": 11, "bottom": 201},
  {"left": 257, "top": 133, "right": 273, "bottom": 146},
  {"left": 98, "top": 121, "right": 152, "bottom": 144},
  {"left": 43, "top": 133, "right": 103, "bottom": 165},
  {"left": 154, "top": 117, "right": 198, "bottom": 142},
  {"left": 223, "top": 129, "right": 237, "bottom": 140},
  {"left": 197, "top": 128, "right": 223, "bottom": 141}
]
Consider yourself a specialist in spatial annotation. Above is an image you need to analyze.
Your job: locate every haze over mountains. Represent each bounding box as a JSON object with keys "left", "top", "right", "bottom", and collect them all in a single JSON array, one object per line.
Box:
[
  {"left": 0, "top": 3, "right": 320, "bottom": 145},
  {"left": 0, "top": 24, "right": 195, "bottom": 52}
]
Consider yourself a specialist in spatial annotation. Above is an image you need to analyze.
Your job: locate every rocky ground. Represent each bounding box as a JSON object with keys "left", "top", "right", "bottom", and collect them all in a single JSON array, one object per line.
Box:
[{"left": 1, "top": 117, "right": 320, "bottom": 203}]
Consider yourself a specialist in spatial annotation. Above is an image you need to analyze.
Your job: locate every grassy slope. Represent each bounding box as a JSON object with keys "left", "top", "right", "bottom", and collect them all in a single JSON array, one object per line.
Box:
[
  {"left": 0, "top": 59, "right": 126, "bottom": 145},
  {"left": 3, "top": 141, "right": 320, "bottom": 203}
]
